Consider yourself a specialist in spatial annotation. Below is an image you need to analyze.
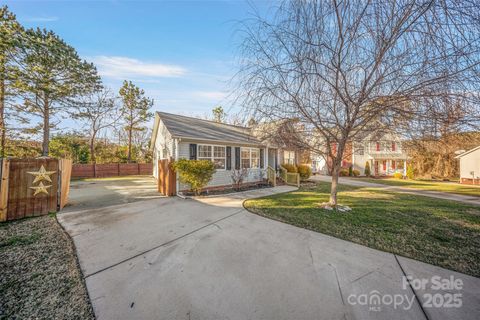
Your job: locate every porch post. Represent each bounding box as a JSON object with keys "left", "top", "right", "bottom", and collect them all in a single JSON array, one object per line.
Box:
[
  {"left": 403, "top": 160, "right": 407, "bottom": 176},
  {"left": 265, "top": 147, "right": 269, "bottom": 168}
]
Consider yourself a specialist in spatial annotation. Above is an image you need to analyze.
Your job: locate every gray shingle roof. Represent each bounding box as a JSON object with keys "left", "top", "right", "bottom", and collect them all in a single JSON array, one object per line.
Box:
[{"left": 157, "top": 112, "right": 262, "bottom": 145}]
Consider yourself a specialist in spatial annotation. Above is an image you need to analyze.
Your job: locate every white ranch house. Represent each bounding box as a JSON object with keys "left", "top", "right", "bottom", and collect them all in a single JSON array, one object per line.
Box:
[{"left": 151, "top": 112, "right": 299, "bottom": 192}]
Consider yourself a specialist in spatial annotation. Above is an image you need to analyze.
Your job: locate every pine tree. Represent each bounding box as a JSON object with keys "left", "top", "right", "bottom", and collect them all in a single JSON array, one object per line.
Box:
[
  {"left": 15, "top": 28, "right": 101, "bottom": 156},
  {"left": 364, "top": 161, "right": 371, "bottom": 176},
  {"left": 118, "top": 81, "right": 153, "bottom": 162},
  {"left": 0, "top": 6, "right": 25, "bottom": 156}
]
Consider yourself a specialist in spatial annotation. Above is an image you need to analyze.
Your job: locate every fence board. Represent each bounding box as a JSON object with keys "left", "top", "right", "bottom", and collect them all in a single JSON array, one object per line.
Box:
[
  {"left": 158, "top": 159, "right": 176, "bottom": 196},
  {"left": 71, "top": 163, "right": 153, "bottom": 179},
  {"left": 0, "top": 159, "right": 9, "bottom": 222},
  {"left": 6, "top": 159, "right": 59, "bottom": 220},
  {"left": 59, "top": 159, "right": 72, "bottom": 209}
]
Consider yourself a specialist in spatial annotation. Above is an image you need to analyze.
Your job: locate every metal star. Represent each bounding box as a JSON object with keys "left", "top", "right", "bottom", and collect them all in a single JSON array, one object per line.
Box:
[
  {"left": 29, "top": 182, "right": 52, "bottom": 196},
  {"left": 27, "top": 165, "right": 56, "bottom": 184}
]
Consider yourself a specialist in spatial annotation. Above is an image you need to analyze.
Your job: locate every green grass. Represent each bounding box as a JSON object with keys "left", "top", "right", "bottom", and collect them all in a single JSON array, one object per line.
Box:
[
  {"left": 357, "top": 178, "right": 480, "bottom": 197},
  {"left": 244, "top": 182, "right": 480, "bottom": 277}
]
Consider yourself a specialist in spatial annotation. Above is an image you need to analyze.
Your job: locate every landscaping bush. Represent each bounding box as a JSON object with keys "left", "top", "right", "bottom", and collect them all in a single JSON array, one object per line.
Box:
[
  {"left": 393, "top": 172, "right": 403, "bottom": 179},
  {"left": 173, "top": 159, "right": 215, "bottom": 195},
  {"left": 406, "top": 164, "right": 415, "bottom": 180},
  {"left": 348, "top": 166, "right": 353, "bottom": 176},
  {"left": 339, "top": 168, "right": 349, "bottom": 176},
  {"left": 364, "top": 161, "right": 371, "bottom": 176},
  {"left": 297, "top": 164, "right": 312, "bottom": 181},
  {"left": 281, "top": 163, "right": 297, "bottom": 173},
  {"left": 352, "top": 169, "right": 360, "bottom": 177}
]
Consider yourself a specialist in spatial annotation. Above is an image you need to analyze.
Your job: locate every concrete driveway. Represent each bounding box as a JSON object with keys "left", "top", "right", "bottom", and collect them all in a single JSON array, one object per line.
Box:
[
  {"left": 58, "top": 187, "right": 480, "bottom": 320},
  {"left": 64, "top": 176, "right": 163, "bottom": 212}
]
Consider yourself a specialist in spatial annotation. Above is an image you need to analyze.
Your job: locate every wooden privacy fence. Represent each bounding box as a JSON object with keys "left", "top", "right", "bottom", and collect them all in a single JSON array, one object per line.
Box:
[
  {"left": 158, "top": 158, "right": 176, "bottom": 196},
  {"left": 71, "top": 163, "right": 153, "bottom": 179},
  {"left": 0, "top": 158, "right": 72, "bottom": 222}
]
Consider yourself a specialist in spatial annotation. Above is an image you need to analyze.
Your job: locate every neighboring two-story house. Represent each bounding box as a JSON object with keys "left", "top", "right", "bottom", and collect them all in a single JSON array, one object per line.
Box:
[
  {"left": 350, "top": 133, "right": 408, "bottom": 176},
  {"left": 323, "top": 132, "right": 408, "bottom": 176}
]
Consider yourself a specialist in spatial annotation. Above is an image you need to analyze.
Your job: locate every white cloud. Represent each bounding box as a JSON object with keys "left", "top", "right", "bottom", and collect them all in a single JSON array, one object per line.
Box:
[
  {"left": 24, "top": 16, "right": 59, "bottom": 22},
  {"left": 193, "top": 91, "right": 228, "bottom": 100},
  {"left": 92, "top": 56, "right": 187, "bottom": 79}
]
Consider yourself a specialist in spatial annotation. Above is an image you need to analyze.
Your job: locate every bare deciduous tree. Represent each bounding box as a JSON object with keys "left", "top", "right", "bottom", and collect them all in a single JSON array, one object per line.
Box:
[
  {"left": 74, "top": 89, "right": 122, "bottom": 163},
  {"left": 236, "top": 0, "right": 480, "bottom": 206}
]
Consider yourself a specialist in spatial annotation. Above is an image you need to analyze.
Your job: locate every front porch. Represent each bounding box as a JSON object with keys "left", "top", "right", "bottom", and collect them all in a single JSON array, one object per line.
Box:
[{"left": 369, "top": 158, "right": 407, "bottom": 176}]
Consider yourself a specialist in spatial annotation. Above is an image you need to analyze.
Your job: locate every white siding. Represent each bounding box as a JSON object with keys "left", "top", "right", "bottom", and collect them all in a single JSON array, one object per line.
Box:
[
  {"left": 152, "top": 118, "right": 175, "bottom": 179},
  {"left": 459, "top": 149, "right": 480, "bottom": 179},
  {"left": 177, "top": 141, "right": 266, "bottom": 190}
]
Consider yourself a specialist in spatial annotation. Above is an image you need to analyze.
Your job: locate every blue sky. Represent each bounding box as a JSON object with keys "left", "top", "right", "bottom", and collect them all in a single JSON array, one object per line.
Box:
[{"left": 6, "top": 0, "right": 275, "bottom": 130}]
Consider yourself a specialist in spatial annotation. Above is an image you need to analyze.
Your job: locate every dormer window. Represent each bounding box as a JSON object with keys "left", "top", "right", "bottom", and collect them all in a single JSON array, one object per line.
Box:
[{"left": 392, "top": 142, "right": 396, "bottom": 151}]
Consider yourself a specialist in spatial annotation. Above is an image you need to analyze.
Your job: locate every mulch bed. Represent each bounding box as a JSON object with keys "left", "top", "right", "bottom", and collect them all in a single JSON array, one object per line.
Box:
[
  {"left": 0, "top": 215, "right": 94, "bottom": 319},
  {"left": 181, "top": 183, "right": 272, "bottom": 197}
]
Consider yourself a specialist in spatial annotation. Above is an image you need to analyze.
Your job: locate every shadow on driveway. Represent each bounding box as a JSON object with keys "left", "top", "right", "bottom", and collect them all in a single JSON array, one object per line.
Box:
[{"left": 63, "top": 176, "right": 163, "bottom": 213}]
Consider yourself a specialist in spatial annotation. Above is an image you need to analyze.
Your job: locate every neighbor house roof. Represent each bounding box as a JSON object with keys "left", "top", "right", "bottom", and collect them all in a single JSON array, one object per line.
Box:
[
  {"left": 455, "top": 145, "right": 480, "bottom": 159},
  {"left": 152, "top": 112, "right": 263, "bottom": 146}
]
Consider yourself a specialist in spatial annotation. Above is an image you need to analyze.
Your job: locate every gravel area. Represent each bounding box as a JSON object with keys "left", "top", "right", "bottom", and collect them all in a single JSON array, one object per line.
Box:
[{"left": 0, "top": 215, "right": 94, "bottom": 319}]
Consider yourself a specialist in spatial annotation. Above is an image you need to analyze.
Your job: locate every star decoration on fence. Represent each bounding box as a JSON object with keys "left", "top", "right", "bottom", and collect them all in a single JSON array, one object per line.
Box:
[
  {"left": 29, "top": 182, "right": 52, "bottom": 196},
  {"left": 27, "top": 165, "right": 56, "bottom": 184}
]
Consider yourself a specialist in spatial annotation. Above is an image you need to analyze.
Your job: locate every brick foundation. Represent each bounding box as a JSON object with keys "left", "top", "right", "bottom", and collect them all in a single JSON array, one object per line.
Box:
[{"left": 460, "top": 178, "right": 480, "bottom": 185}]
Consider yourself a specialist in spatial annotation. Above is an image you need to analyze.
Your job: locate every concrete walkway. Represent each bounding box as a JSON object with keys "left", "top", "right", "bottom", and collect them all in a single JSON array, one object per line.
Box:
[
  {"left": 312, "top": 175, "right": 480, "bottom": 206},
  {"left": 59, "top": 186, "right": 480, "bottom": 320}
]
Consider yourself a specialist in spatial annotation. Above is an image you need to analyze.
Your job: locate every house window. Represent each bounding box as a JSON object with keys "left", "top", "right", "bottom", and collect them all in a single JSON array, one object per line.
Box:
[
  {"left": 198, "top": 145, "right": 226, "bottom": 169},
  {"left": 354, "top": 145, "right": 364, "bottom": 155},
  {"left": 284, "top": 151, "right": 295, "bottom": 165},
  {"left": 376, "top": 142, "right": 380, "bottom": 151},
  {"left": 241, "top": 147, "right": 260, "bottom": 169},
  {"left": 392, "top": 142, "right": 396, "bottom": 152},
  {"left": 392, "top": 161, "right": 396, "bottom": 170}
]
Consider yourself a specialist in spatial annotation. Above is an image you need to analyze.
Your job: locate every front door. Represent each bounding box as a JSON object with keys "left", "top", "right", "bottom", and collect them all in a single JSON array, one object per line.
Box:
[
  {"left": 374, "top": 160, "right": 379, "bottom": 176},
  {"left": 268, "top": 149, "right": 277, "bottom": 169}
]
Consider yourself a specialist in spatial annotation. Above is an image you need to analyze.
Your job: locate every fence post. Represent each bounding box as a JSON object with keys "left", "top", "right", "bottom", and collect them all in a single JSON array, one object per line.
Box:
[{"left": 0, "top": 159, "right": 9, "bottom": 222}]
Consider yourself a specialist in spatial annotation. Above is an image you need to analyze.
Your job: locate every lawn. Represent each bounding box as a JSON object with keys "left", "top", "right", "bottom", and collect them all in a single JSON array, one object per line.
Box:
[
  {"left": 244, "top": 182, "right": 480, "bottom": 277},
  {"left": 357, "top": 177, "right": 480, "bottom": 197},
  {"left": 0, "top": 215, "right": 94, "bottom": 319}
]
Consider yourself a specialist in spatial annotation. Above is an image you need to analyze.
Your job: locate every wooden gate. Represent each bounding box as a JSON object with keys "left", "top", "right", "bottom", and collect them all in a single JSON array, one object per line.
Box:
[
  {"left": 59, "top": 159, "right": 72, "bottom": 209},
  {"left": 158, "top": 158, "right": 176, "bottom": 196},
  {"left": 0, "top": 158, "right": 72, "bottom": 222}
]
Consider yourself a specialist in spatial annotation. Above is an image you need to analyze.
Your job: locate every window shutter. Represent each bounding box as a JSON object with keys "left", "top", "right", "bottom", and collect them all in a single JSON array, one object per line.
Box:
[
  {"left": 235, "top": 147, "right": 240, "bottom": 169},
  {"left": 189, "top": 144, "right": 197, "bottom": 160},
  {"left": 260, "top": 149, "right": 264, "bottom": 168},
  {"left": 226, "top": 146, "right": 232, "bottom": 170}
]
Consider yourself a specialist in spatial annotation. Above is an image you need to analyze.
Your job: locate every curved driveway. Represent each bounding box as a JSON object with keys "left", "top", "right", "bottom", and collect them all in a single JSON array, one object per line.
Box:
[{"left": 59, "top": 185, "right": 480, "bottom": 320}]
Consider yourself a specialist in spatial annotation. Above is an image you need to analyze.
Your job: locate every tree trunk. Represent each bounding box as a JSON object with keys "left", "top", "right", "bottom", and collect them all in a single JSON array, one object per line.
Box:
[
  {"left": 42, "top": 95, "right": 50, "bottom": 157},
  {"left": 127, "top": 126, "right": 132, "bottom": 162},
  {"left": 0, "top": 58, "right": 5, "bottom": 158},
  {"left": 89, "top": 131, "right": 96, "bottom": 164},
  {"left": 329, "top": 162, "right": 341, "bottom": 206}
]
